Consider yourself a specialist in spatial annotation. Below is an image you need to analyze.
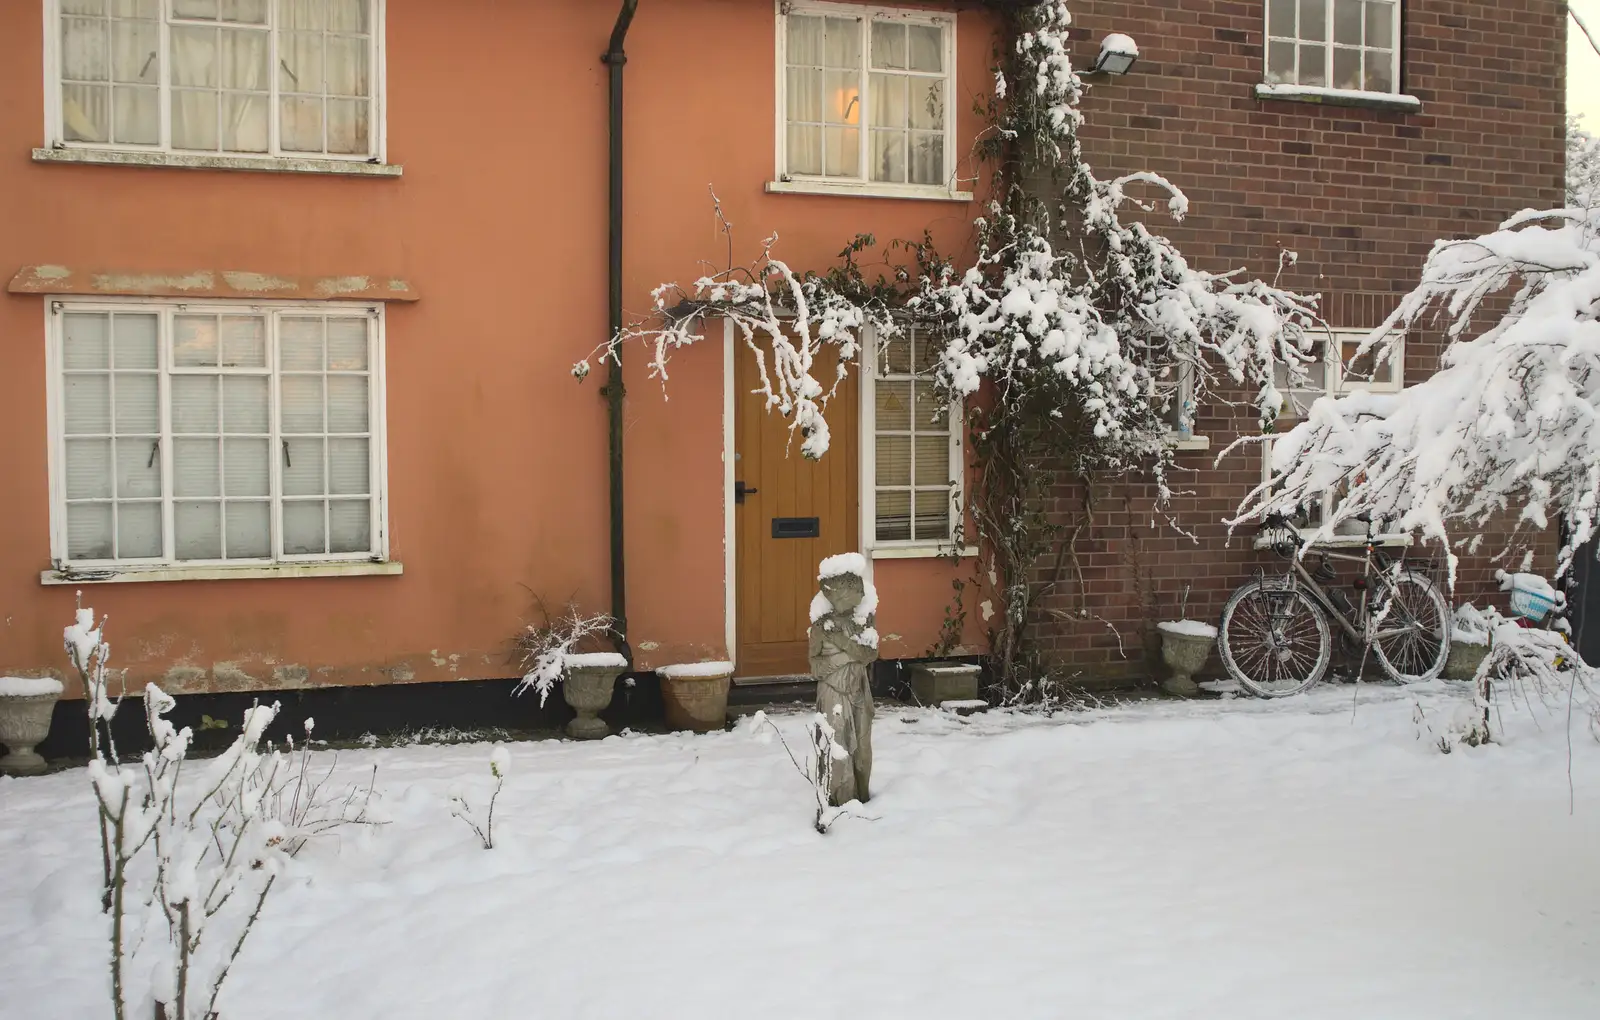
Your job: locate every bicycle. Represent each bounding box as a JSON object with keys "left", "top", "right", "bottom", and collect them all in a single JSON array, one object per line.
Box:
[{"left": 1218, "top": 513, "right": 1452, "bottom": 698}]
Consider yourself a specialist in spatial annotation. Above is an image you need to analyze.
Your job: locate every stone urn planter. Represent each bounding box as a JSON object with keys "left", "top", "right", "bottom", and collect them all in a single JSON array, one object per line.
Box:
[
  {"left": 1444, "top": 636, "right": 1490, "bottom": 681},
  {"left": 656, "top": 661, "right": 734, "bottom": 733},
  {"left": 907, "top": 662, "right": 982, "bottom": 707},
  {"left": 562, "top": 654, "right": 627, "bottom": 740},
  {"left": 1157, "top": 621, "right": 1217, "bottom": 697},
  {"left": 0, "top": 676, "right": 65, "bottom": 776}
]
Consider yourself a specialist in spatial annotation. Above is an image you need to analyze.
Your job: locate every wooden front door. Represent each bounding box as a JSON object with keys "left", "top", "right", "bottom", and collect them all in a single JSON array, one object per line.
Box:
[{"left": 734, "top": 342, "right": 859, "bottom": 679}]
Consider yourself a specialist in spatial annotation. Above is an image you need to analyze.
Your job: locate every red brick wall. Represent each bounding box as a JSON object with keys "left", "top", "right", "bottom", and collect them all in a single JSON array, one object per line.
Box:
[{"left": 1022, "top": 1, "right": 1567, "bottom": 682}]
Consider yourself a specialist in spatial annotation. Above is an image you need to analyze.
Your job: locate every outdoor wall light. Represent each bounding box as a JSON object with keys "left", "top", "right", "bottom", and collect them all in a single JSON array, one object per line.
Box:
[{"left": 1089, "top": 33, "right": 1139, "bottom": 76}]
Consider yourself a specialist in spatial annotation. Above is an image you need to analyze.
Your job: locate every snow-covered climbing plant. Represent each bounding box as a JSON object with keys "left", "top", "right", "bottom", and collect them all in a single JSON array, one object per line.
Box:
[{"left": 913, "top": 1, "right": 1318, "bottom": 692}]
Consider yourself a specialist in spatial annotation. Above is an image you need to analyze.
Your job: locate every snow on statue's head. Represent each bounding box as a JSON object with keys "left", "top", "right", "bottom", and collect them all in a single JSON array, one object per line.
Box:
[{"left": 818, "top": 572, "right": 865, "bottom": 614}]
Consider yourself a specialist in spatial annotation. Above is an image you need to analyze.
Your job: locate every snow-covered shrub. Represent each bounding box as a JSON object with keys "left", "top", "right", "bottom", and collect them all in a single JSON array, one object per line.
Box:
[
  {"left": 73, "top": 610, "right": 379, "bottom": 1020},
  {"left": 1452, "top": 604, "right": 1491, "bottom": 647},
  {"left": 748, "top": 710, "right": 851, "bottom": 835},
  {"left": 1448, "top": 606, "right": 1593, "bottom": 749},
  {"left": 64, "top": 598, "right": 121, "bottom": 907},
  {"left": 450, "top": 744, "right": 510, "bottom": 850},
  {"left": 515, "top": 603, "right": 617, "bottom": 706}
]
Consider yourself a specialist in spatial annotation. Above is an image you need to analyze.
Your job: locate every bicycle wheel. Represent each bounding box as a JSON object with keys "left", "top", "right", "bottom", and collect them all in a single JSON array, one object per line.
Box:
[
  {"left": 1219, "top": 580, "right": 1333, "bottom": 697},
  {"left": 1371, "top": 570, "right": 1451, "bottom": 683}
]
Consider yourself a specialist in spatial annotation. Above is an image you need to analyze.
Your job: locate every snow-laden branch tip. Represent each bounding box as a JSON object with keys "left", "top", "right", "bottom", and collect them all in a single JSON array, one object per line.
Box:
[
  {"left": 576, "top": 189, "right": 899, "bottom": 461},
  {"left": 515, "top": 603, "right": 618, "bottom": 706},
  {"left": 1234, "top": 207, "right": 1600, "bottom": 584},
  {"left": 451, "top": 744, "right": 510, "bottom": 850}
]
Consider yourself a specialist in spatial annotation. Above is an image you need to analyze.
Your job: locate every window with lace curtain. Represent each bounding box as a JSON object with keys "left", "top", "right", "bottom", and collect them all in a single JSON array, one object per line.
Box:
[
  {"left": 49, "top": 301, "right": 386, "bottom": 570},
  {"left": 867, "top": 325, "right": 961, "bottom": 547},
  {"left": 49, "top": 0, "right": 381, "bottom": 159},
  {"left": 778, "top": 3, "right": 955, "bottom": 192}
]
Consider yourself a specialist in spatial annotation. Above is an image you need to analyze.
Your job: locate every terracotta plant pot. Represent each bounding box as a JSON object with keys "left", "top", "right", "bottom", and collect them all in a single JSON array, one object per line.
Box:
[
  {"left": 656, "top": 662, "right": 734, "bottom": 732},
  {"left": 0, "top": 676, "right": 65, "bottom": 776},
  {"left": 1157, "top": 622, "right": 1217, "bottom": 697},
  {"left": 562, "top": 660, "right": 626, "bottom": 740}
]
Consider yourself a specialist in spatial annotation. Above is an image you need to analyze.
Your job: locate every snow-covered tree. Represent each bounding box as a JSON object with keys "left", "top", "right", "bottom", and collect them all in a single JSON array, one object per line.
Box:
[
  {"left": 1235, "top": 205, "right": 1600, "bottom": 586},
  {"left": 1569, "top": 116, "right": 1600, "bottom": 208}
]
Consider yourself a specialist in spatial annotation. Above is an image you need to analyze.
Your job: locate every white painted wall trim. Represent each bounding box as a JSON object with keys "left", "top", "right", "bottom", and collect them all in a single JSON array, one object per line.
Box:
[
  {"left": 857, "top": 326, "right": 876, "bottom": 592},
  {"left": 1252, "top": 84, "right": 1421, "bottom": 112},
  {"left": 723, "top": 318, "right": 738, "bottom": 666},
  {"left": 42, "top": 301, "right": 64, "bottom": 571},
  {"left": 871, "top": 544, "right": 978, "bottom": 560},
  {"left": 42, "top": 561, "right": 403, "bottom": 585},
  {"left": 32, "top": 148, "right": 403, "bottom": 177},
  {"left": 764, "top": 180, "right": 972, "bottom": 203}
]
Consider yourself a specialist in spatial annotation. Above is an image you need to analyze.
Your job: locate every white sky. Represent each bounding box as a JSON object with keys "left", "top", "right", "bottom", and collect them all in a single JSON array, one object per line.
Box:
[{"left": 1571, "top": 1, "right": 1600, "bottom": 127}]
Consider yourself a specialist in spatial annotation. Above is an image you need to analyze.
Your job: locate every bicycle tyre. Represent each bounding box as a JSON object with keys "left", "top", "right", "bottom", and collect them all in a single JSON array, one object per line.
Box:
[
  {"left": 1371, "top": 570, "right": 1451, "bottom": 683},
  {"left": 1219, "top": 580, "right": 1333, "bottom": 698}
]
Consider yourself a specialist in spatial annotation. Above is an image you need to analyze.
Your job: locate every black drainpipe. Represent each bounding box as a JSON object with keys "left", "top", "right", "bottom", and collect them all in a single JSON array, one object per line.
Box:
[{"left": 603, "top": 0, "right": 639, "bottom": 664}]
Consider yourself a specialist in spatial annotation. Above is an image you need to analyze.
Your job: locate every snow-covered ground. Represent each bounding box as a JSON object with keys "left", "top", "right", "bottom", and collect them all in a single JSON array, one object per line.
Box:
[{"left": 3, "top": 683, "right": 1598, "bottom": 1019}]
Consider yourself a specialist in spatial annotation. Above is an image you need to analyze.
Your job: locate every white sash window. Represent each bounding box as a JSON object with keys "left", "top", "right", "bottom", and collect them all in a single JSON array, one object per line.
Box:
[
  {"left": 50, "top": 0, "right": 382, "bottom": 159},
  {"left": 49, "top": 299, "right": 387, "bottom": 571}
]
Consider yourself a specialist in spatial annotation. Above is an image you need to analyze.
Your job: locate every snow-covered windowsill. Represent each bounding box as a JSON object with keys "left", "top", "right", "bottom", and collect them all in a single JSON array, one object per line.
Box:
[
  {"left": 33, "top": 147, "right": 404, "bottom": 177},
  {"left": 870, "top": 545, "right": 979, "bottom": 561},
  {"left": 1251, "top": 532, "right": 1412, "bottom": 551},
  {"left": 1253, "top": 84, "right": 1422, "bottom": 113},
  {"left": 766, "top": 179, "right": 974, "bottom": 203},
  {"left": 1166, "top": 433, "right": 1211, "bottom": 452},
  {"left": 40, "top": 561, "right": 404, "bottom": 585}
]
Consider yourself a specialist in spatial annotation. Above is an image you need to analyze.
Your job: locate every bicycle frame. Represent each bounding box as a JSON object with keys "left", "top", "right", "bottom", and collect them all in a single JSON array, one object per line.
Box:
[{"left": 1263, "top": 544, "right": 1418, "bottom": 647}]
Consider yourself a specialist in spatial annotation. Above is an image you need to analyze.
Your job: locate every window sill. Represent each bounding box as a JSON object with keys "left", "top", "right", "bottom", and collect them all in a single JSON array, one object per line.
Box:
[
  {"left": 1252, "top": 84, "right": 1422, "bottom": 113},
  {"left": 1165, "top": 433, "right": 1211, "bottom": 452},
  {"left": 33, "top": 147, "right": 403, "bottom": 178},
  {"left": 765, "top": 179, "right": 974, "bottom": 203},
  {"left": 870, "top": 544, "right": 979, "bottom": 560},
  {"left": 40, "top": 560, "right": 404, "bottom": 585},
  {"left": 1251, "top": 532, "right": 1413, "bottom": 551}
]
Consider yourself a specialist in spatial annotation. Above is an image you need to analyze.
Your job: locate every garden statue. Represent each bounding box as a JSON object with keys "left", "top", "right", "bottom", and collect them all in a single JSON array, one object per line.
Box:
[{"left": 809, "top": 556, "right": 878, "bottom": 805}]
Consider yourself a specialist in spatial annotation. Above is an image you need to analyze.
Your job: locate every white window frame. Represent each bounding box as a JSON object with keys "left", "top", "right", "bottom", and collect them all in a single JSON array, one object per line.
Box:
[
  {"left": 1155, "top": 355, "right": 1212, "bottom": 452},
  {"left": 1329, "top": 328, "right": 1404, "bottom": 393},
  {"left": 44, "top": 297, "right": 391, "bottom": 578},
  {"left": 772, "top": 0, "right": 969, "bottom": 202},
  {"left": 41, "top": 0, "right": 388, "bottom": 165},
  {"left": 1263, "top": 0, "right": 1402, "bottom": 96},
  {"left": 859, "top": 322, "right": 972, "bottom": 559},
  {"left": 1261, "top": 327, "right": 1407, "bottom": 545}
]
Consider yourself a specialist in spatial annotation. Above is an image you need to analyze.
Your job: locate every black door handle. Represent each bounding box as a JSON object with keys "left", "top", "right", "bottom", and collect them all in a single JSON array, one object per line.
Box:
[{"left": 735, "top": 480, "right": 758, "bottom": 504}]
